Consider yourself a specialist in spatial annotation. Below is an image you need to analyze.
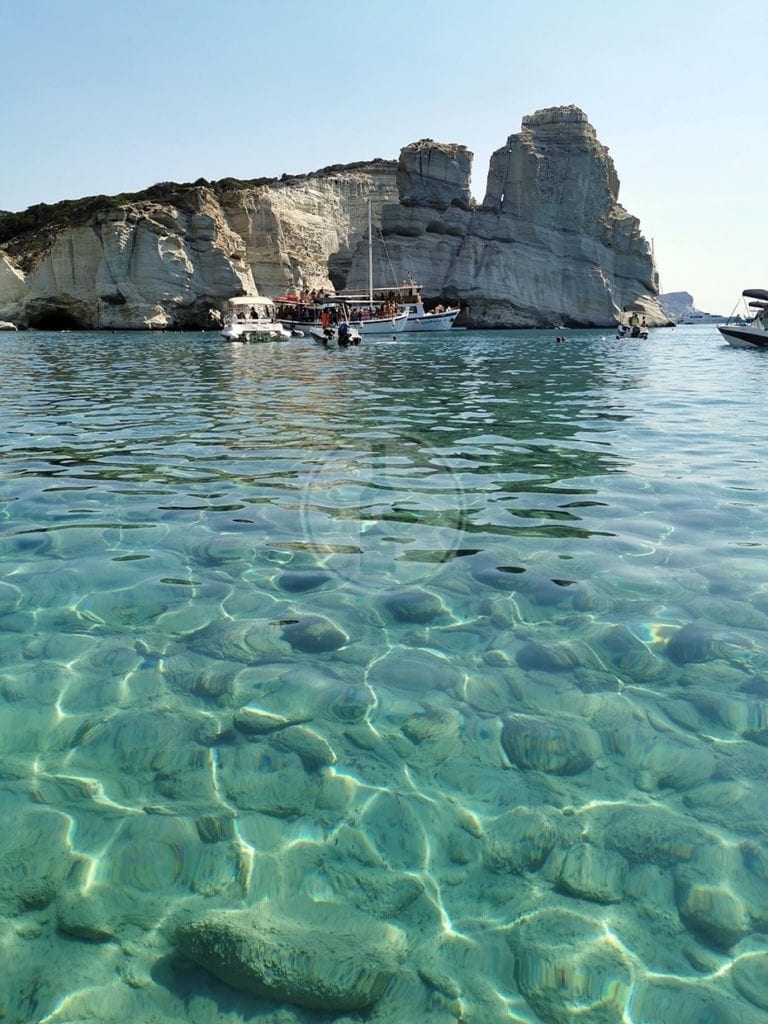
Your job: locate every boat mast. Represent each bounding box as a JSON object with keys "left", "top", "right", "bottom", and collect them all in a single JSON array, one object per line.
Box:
[{"left": 368, "top": 200, "right": 373, "bottom": 304}]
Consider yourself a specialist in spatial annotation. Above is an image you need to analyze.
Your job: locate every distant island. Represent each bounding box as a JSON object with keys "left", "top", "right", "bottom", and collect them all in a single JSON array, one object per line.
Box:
[{"left": 659, "top": 291, "right": 725, "bottom": 324}]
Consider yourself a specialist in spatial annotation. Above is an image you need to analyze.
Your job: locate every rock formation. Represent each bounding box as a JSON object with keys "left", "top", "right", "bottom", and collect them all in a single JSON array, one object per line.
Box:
[
  {"left": 0, "top": 107, "right": 664, "bottom": 330},
  {"left": 0, "top": 164, "right": 399, "bottom": 331},
  {"left": 660, "top": 291, "right": 724, "bottom": 320},
  {"left": 348, "top": 106, "right": 662, "bottom": 326}
]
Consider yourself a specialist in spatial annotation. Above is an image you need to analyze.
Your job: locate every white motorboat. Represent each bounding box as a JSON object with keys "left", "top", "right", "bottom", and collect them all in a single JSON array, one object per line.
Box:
[
  {"left": 400, "top": 298, "right": 460, "bottom": 332},
  {"left": 718, "top": 289, "right": 768, "bottom": 349},
  {"left": 220, "top": 296, "right": 293, "bottom": 342}
]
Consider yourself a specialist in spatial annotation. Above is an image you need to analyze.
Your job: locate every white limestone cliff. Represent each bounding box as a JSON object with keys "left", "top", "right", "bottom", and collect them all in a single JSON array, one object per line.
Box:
[
  {"left": 0, "top": 108, "right": 663, "bottom": 330},
  {"left": 347, "top": 107, "right": 664, "bottom": 327}
]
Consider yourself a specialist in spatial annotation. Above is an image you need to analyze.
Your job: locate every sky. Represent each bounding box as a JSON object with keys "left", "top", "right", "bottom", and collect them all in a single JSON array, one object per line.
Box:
[{"left": 1, "top": 0, "right": 765, "bottom": 314}]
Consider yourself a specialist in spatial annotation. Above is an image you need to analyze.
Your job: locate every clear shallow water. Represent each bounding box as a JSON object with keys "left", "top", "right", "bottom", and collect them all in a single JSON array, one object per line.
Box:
[{"left": 1, "top": 325, "right": 768, "bottom": 1023}]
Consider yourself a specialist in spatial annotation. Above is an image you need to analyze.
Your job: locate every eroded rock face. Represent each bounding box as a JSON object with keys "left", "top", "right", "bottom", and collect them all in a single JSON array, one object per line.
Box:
[
  {"left": 346, "top": 106, "right": 663, "bottom": 327},
  {"left": 0, "top": 107, "right": 662, "bottom": 329},
  {"left": 0, "top": 166, "right": 399, "bottom": 330},
  {"left": 397, "top": 139, "right": 473, "bottom": 210}
]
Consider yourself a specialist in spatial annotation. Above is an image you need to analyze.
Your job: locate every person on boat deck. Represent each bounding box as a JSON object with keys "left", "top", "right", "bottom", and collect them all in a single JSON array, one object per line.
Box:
[
  {"left": 629, "top": 311, "right": 640, "bottom": 326},
  {"left": 321, "top": 309, "right": 330, "bottom": 330},
  {"left": 249, "top": 306, "right": 257, "bottom": 319}
]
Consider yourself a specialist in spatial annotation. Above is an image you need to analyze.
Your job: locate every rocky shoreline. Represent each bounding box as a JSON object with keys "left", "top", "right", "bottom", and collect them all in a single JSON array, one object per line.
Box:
[{"left": 0, "top": 106, "right": 665, "bottom": 331}]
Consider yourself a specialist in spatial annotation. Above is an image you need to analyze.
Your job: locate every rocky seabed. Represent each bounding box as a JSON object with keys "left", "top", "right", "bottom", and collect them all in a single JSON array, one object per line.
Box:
[{"left": 1, "top": 537, "right": 768, "bottom": 1024}]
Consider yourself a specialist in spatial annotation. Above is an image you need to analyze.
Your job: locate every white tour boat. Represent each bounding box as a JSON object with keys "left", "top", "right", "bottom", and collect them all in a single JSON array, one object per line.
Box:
[
  {"left": 341, "top": 206, "right": 460, "bottom": 332},
  {"left": 220, "top": 296, "right": 293, "bottom": 342},
  {"left": 717, "top": 289, "right": 768, "bottom": 350}
]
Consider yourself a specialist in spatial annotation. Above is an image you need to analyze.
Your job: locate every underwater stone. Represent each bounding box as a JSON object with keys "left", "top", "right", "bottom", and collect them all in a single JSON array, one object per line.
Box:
[
  {"left": 630, "top": 977, "right": 750, "bottom": 1024},
  {"left": 665, "top": 622, "right": 754, "bottom": 666},
  {"left": 598, "top": 624, "right": 671, "bottom": 682},
  {"left": 501, "top": 714, "right": 599, "bottom": 775},
  {"left": 401, "top": 706, "right": 461, "bottom": 744},
  {"left": 361, "top": 791, "right": 427, "bottom": 870},
  {"left": 195, "top": 814, "right": 236, "bottom": 844},
  {"left": 329, "top": 684, "right": 375, "bottom": 723},
  {"left": 509, "top": 909, "right": 632, "bottom": 1024},
  {"left": 600, "top": 805, "right": 708, "bottom": 868},
  {"left": 471, "top": 563, "right": 527, "bottom": 590},
  {"left": 275, "top": 725, "right": 337, "bottom": 771},
  {"left": 367, "top": 647, "right": 462, "bottom": 695},
  {"left": 281, "top": 616, "right": 349, "bottom": 654},
  {"left": 324, "top": 860, "right": 426, "bottom": 918},
  {"left": 383, "top": 587, "right": 446, "bottom": 624},
  {"left": 482, "top": 808, "right": 556, "bottom": 873},
  {"left": 555, "top": 843, "right": 627, "bottom": 904},
  {"left": 219, "top": 745, "right": 315, "bottom": 818},
  {"left": 233, "top": 707, "right": 291, "bottom": 735},
  {"left": 189, "top": 620, "right": 287, "bottom": 663},
  {"left": 731, "top": 952, "right": 768, "bottom": 1011},
  {"left": 676, "top": 882, "right": 750, "bottom": 950},
  {"left": 516, "top": 638, "right": 598, "bottom": 672},
  {"left": 56, "top": 890, "right": 115, "bottom": 942},
  {"left": 0, "top": 808, "right": 74, "bottom": 913},
  {"left": 174, "top": 898, "right": 406, "bottom": 1011},
  {"left": 277, "top": 569, "right": 332, "bottom": 593}
]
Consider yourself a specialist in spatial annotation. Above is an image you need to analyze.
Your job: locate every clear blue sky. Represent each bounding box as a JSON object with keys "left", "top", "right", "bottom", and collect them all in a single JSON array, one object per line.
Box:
[{"left": 1, "top": 0, "right": 764, "bottom": 314}]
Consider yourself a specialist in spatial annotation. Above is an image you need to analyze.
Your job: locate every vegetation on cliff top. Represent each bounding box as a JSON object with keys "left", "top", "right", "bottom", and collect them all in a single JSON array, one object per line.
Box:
[{"left": 0, "top": 159, "right": 396, "bottom": 250}]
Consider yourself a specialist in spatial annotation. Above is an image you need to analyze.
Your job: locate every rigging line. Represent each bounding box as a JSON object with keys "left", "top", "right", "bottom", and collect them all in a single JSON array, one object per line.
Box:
[{"left": 372, "top": 217, "right": 401, "bottom": 288}]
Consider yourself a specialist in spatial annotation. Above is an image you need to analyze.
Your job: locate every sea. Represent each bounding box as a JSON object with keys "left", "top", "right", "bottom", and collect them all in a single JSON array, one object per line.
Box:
[{"left": 1, "top": 323, "right": 767, "bottom": 1024}]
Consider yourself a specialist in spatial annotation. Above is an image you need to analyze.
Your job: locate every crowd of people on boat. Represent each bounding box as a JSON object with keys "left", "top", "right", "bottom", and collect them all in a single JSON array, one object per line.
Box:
[{"left": 274, "top": 295, "right": 399, "bottom": 324}]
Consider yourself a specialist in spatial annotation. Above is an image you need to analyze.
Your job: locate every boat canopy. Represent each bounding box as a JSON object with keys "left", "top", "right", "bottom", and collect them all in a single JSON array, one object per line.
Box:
[
  {"left": 226, "top": 295, "right": 275, "bottom": 307},
  {"left": 742, "top": 288, "right": 768, "bottom": 302}
]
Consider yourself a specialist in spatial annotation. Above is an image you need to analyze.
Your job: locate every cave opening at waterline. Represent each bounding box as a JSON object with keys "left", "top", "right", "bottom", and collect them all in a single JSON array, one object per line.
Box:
[{"left": 27, "top": 310, "right": 86, "bottom": 330}]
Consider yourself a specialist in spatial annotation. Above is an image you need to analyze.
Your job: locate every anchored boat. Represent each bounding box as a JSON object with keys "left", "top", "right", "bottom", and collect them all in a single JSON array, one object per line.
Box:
[
  {"left": 220, "top": 296, "right": 293, "bottom": 342},
  {"left": 718, "top": 289, "right": 768, "bottom": 349}
]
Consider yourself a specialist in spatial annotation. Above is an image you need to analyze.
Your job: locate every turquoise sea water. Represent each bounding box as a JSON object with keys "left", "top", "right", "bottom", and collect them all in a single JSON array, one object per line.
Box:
[{"left": 1, "top": 324, "right": 767, "bottom": 1023}]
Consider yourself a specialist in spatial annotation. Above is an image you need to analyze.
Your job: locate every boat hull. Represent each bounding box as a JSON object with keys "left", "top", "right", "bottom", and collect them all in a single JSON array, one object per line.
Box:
[
  {"left": 350, "top": 312, "right": 409, "bottom": 336},
  {"left": 402, "top": 309, "right": 460, "bottom": 332},
  {"left": 309, "top": 326, "right": 361, "bottom": 347},
  {"left": 718, "top": 324, "right": 768, "bottom": 349},
  {"left": 221, "top": 324, "right": 291, "bottom": 342}
]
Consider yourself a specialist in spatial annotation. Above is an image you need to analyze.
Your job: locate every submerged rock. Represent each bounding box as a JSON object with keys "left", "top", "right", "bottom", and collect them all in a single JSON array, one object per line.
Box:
[
  {"left": 501, "top": 713, "right": 599, "bottom": 775},
  {"left": 509, "top": 908, "right": 633, "bottom": 1023},
  {"left": 555, "top": 843, "right": 627, "bottom": 904},
  {"left": 732, "top": 952, "right": 768, "bottom": 1011},
  {"left": 676, "top": 881, "right": 750, "bottom": 950},
  {"left": 274, "top": 725, "right": 337, "bottom": 771},
  {"left": 383, "top": 587, "right": 447, "bottom": 624},
  {"left": 281, "top": 615, "right": 349, "bottom": 654},
  {"left": 665, "top": 621, "right": 755, "bottom": 666},
  {"left": 174, "top": 898, "right": 406, "bottom": 1011},
  {"left": 277, "top": 569, "right": 332, "bottom": 593},
  {"left": 56, "top": 889, "right": 116, "bottom": 942},
  {"left": 0, "top": 807, "right": 74, "bottom": 913},
  {"left": 482, "top": 808, "right": 556, "bottom": 873}
]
